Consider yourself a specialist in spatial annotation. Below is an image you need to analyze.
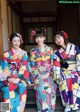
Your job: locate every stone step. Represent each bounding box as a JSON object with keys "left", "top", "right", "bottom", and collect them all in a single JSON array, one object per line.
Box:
[
  {"left": 25, "top": 108, "right": 37, "bottom": 112},
  {"left": 25, "top": 108, "right": 64, "bottom": 112}
]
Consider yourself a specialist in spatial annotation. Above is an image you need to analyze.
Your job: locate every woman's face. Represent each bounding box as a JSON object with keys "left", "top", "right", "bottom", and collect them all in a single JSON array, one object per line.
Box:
[
  {"left": 35, "top": 36, "right": 45, "bottom": 46},
  {"left": 54, "top": 34, "right": 65, "bottom": 46},
  {"left": 12, "top": 36, "right": 20, "bottom": 50}
]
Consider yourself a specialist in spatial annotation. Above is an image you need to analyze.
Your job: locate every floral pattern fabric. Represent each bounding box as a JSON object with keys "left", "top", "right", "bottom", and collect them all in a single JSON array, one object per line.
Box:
[
  {"left": 30, "top": 44, "right": 58, "bottom": 112},
  {"left": 0, "top": 48, "right": 31, "bottom": 112}
]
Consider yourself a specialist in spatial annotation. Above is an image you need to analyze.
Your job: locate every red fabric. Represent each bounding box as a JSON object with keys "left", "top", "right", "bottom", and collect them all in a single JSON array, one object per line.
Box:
[
  {"left": 62, "top": 52, "right": 68, "bottom": 58},
  {"left": 24, "top": 70, "right": 29, "bottom": 79},
  {"left": 22, "top": 60, "right": 28, "bottom": 65},
  {"left": 9, "top": 83, "right": 17, "bottom": 91},
  {"left": 66, "top": 78, "right": 72, "bottom": 91},
  {"left": 54, "top": 61, "right": 60, "bottom": 67}
]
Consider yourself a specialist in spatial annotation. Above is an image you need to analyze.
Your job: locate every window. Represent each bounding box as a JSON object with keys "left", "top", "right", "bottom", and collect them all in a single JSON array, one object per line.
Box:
[{"left": 23, "top": 17, "right": 57, "bottom": 45}]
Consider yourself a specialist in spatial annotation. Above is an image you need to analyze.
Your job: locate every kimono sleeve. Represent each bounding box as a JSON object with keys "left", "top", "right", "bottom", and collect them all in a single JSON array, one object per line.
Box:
[
  {"left": 75, "top": 45, "right": 80, "bottom": 75},
  {"left": 53, "top": 53, "right": 61, "bottom": 81},
  {"left": 30, "top": 50, "right": 38, "bottom": 82},
  {"left": 0, "top": 52, "right": 10, "bottom": 87},
  {"left": 0, "top": 62, "right": 3, "bottom": 86},
  {"left": 2, "top": 51, "right": 11, "bottom": 78},
  {"left": 18, "top": 52, "right": 31, "bottom": 84}
]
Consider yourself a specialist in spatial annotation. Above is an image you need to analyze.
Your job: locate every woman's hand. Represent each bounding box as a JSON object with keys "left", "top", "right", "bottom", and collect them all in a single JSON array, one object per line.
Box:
[
  {"left": 56, "top": 77, "right": 62, "bottom": 84},
  {"left": 8, "top": 78, "right": 15, "bottom": 83},
  {"left": 34, "top": 78, "right": 40, "bottom": 84},
  {"left": 13, "top": 78, "right": 20, "bottom": 84},
  {"left": 8, "top": 78, "right": 20, "bottom": 84},
  {"left": 39, "top": 72, "right": 49, "bottom": 79},
  {"left": 38, "top": 66, "right": 46, "bottom": 72}
]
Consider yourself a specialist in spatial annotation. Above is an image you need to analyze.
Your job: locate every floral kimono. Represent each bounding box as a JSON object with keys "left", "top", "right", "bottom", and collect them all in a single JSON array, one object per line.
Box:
[
  {"left": 30, "top": 44, "right": 60, "bottom": 112},
  {"left": 54, "top": 43, "right": 80, "bottom": 112},
  {"left": 0, "top": 62, "right": 7, "bottom": 88},
  {"left": 1, "top": 48, "right": 31, "bottom": 112}
]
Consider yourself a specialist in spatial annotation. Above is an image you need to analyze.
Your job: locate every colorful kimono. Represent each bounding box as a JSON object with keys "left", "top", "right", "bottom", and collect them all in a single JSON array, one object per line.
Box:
[
  {"left": 1, "top": 48, "right": 31, "bottom": 112},
  {"left": 54, "top": 43, "right": 80, "bottom": 112},
  {"left": 30, "top": 44, "right": 59, "bottom": 112},
  {"left": 0, "top": 62, "right": 7, "bottom": 88}
]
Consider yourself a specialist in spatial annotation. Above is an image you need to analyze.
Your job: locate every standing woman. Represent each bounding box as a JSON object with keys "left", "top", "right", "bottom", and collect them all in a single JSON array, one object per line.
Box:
[
  {"left": 1, "top": 33, "right": 31, "bottom": 112},
  {"left": 30, "top": 30, "right": 60, "bottom": 112},
  {"left": 53, "top": 31, "right": 80, "bottom": 112}
]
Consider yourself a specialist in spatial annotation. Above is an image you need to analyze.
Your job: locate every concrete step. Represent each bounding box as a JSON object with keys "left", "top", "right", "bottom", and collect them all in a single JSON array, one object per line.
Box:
[
  {"left": 25, "top": 108, "right": 64, "bottom": 112},
  {"left": 25, "top": 108, "right": 37, "bottom": 112}
]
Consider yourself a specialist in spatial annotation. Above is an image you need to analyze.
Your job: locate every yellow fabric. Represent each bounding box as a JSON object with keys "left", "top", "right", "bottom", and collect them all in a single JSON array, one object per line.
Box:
[
  {"left": 69, "top": 104, "right": 74, "bottom": 108},
  {"left": 10, "top": 91, "right": 15, "bottom": 98},
  {"left": 73, "top": 83, "right": 78, "bottom": 89},
  {"left": 61, "top": 81, "right": 66, "bottom": 91},
  {"left": 22, "top": 95, "right": 26, "bottom": 102},
  {"left": 77, "top": 54, "right": 80, "bottom": 60}
]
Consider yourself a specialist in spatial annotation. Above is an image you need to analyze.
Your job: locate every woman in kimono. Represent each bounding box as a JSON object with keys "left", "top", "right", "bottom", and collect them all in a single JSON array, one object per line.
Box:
[
  {"left": 30, "top": 30, "right": 60, "bottom": 112},
  {"left": 1, "top": 33, "right": 31, "bottom": 112},
  {"left": 53, "top": 31, "right": 80, "bottom": 112}
]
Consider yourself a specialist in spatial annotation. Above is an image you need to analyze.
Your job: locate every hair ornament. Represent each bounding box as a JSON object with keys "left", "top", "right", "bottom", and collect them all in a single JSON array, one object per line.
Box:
[
  {"left": 8, "top": 38, "right": 10, "bottom": 41},
  {"left": 31, "top": 30, "right": 36, "bottom": 36},
  {"left": 61, "top": 31, "right": 68, "bottom": 39},
  {"left": 8, "top": 38, "right": 10, "bottom": 43},
  {"left": 31, "top": 30, "right": 36, "bottom": 41}
]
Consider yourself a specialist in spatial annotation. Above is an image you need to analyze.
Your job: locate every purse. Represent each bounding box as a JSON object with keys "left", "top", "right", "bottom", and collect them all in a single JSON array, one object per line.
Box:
[{"left": 60, "top": 59, "right": 69, "bottom": 69}]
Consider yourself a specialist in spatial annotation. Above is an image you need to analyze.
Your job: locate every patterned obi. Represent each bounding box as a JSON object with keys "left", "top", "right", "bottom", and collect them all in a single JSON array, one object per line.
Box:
[
  {"left": 8, "top": 61, "right": 20, "bottom": 72},
  {"left": 62, "top": 61, "right": 76, "bottom": 70}
]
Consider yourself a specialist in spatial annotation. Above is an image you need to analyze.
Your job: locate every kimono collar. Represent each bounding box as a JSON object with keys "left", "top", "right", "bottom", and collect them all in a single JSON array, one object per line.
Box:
[
  {"left": 12, "top": 48, "right": 21, "bottom": 53},
  {"left": 37, "top": 44, "right": 45, "bottom": 52},
  {"left": 11, "top": 48, "right": 25, "bottom": 57},
  {"left": 59, "top": 43, "right": 71, "bottom": 52},
  {"left": 59, "top": 43, "right": 71, "bottom": 59}
]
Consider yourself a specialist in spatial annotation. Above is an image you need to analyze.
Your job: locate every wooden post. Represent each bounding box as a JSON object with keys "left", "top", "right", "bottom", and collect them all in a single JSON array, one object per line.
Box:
[
  {"left": 0, "top": 0, "right": 3, "bottom": 60},
  {"left": 79, "top": 5, "right": 80, "bottom": 43}
]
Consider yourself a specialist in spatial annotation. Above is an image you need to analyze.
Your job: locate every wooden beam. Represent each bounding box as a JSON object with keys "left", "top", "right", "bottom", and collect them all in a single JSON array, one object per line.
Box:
[
  {"left": 7, "top": 0, "right": 22, "bottom": 16},
  {"left": 22, "top": 11, "right": 57, "bottom": 17},
  {"left": 79, "top": 5, "right": 80, "bottom": 45},
  {"left": 13, "top": 0, "right": 49, "bottom": 2}
]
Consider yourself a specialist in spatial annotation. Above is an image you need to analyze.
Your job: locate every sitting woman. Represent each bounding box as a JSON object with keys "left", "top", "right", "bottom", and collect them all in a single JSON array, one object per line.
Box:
[
  {"left": 53, "top": 31, "right": 80, "bottom": 112},
  {"left": 30, "top": 29, "right": 61, "bottom": 112},
  {"left": 0, "top": 33, "right": 31, "bottom": 112}
]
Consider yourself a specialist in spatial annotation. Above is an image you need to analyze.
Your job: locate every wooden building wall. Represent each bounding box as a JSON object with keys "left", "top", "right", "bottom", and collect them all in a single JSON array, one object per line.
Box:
[{"left": 0, "top": 0, "right": 3, "bottom": 59}]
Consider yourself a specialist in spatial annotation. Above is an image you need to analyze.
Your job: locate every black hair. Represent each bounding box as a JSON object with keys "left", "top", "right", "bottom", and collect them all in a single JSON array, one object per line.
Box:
[
  {"left": 53, "top": 31, "right": 69, "bottom": 49},
  {"left": 9, "top": 33, "right": 21, "bottom": 42},
  {"left": 31, "top": 29, "right": 46, "bottom": 40},
  {"left": 35, "top": 30, "right": 46, "bottom": 38}
]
